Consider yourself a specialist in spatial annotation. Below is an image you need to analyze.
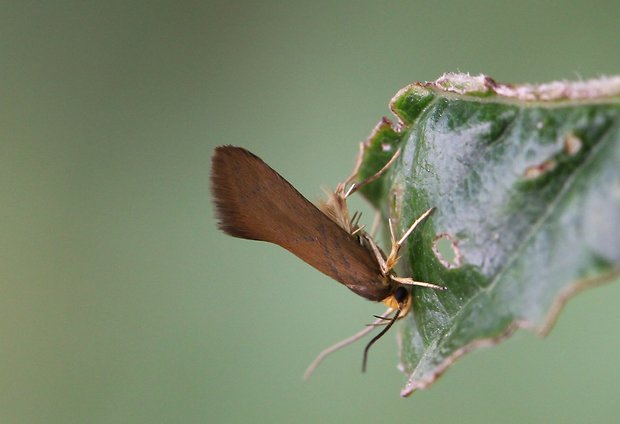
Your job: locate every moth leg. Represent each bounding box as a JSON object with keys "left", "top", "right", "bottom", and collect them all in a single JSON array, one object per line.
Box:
[
  {"left": 341, "top": 142, "right": 366, "bottom": 188},
  {"left": 365, "top": 233, "right": 389, "bottom": 275},
  {"left": 303, "top": 308, "right": 393, "bottom": 380},
  {"left": 391, "top": 276, "right": 445, "bottom": 290},
  {"left": 325, "top": 145, "right": 400, "bottom": 234},
  {"left": 344, "top": 147, "right": 401, "bottom": 199},
  {"left": 385, "top": 207, "right": 435, "bottom": 273},
  {"left": 368, "top": 211, "right": 381, "bottom": 238}
]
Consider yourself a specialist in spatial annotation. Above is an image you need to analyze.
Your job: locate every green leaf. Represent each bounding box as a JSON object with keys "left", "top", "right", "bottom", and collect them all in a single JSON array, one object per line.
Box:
[{"left": 358, "top": 74, "right": 620, "bottom": 397}]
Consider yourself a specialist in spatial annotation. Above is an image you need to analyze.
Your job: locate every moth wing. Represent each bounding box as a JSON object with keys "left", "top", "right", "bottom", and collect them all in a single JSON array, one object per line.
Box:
[{"left": 211, "top": 146, "right": 390, "bottom": 301}]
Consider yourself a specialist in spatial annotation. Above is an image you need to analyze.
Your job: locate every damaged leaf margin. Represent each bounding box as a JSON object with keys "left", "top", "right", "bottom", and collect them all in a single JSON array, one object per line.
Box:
[{"left": 356, "top": 73, "right": 620, "bottom": 397}]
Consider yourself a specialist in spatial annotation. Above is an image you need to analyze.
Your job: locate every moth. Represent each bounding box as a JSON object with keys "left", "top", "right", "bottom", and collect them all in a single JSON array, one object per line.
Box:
[{"left": 210, "top": 145, "right": 443, "bottom": 376}]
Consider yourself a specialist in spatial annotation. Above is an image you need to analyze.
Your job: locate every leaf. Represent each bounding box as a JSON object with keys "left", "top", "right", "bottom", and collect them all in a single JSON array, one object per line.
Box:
[{"left": 357, "top": 74, "right": 620, "bottom": 397}]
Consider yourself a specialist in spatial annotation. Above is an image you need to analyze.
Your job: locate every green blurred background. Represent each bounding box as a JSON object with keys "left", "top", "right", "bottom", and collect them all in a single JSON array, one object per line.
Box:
[{"left": 2, "top": 1, "right": 619, "bottom": 423}]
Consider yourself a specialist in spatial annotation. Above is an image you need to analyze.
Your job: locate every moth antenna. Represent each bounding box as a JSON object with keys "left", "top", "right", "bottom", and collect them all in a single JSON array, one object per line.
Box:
[
  {"left": 304, "top": 308, "right": 393, "bottom": 380},
  {"left": 362, "top": 308, "right": 401, "bottom": 373}
]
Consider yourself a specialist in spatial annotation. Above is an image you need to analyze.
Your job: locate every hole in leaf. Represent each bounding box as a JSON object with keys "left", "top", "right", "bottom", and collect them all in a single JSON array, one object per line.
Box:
[{"left": 432, "top": 233, "right": 462, "bottom": 269}]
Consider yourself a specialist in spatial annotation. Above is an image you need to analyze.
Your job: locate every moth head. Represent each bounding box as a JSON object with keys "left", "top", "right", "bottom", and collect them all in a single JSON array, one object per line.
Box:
[{"left": 382, "top": 286, "right": 412, "bottom": 317}]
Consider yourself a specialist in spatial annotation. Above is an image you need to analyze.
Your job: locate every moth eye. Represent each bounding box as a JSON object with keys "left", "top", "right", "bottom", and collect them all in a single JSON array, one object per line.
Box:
[{"left": 394, "top": 286, "right": 408, "bottom": 304}]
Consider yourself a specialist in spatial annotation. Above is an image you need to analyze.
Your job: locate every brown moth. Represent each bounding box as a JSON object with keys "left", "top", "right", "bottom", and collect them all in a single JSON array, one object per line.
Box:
[{"left": 210, "top": 145, "right": 442, "bottom": 375}]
